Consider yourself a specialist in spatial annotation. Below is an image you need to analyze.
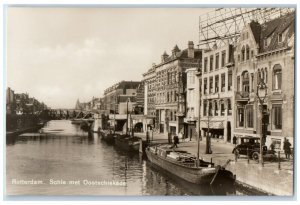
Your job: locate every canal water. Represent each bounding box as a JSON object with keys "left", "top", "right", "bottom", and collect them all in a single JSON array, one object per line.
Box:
[{"left": 6, "top": 120, "right": 257, "bottom": 196}]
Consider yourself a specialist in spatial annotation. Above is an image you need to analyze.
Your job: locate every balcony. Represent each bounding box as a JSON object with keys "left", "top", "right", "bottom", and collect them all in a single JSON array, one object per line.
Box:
[{"left": 235, "top": 91, "right": 250, "bottom": 101}]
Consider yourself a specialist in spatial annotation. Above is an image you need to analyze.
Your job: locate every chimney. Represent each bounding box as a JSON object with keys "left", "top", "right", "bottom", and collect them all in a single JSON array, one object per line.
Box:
[{"left": 188, "top": 41, "right": 194, "bottom": 58}]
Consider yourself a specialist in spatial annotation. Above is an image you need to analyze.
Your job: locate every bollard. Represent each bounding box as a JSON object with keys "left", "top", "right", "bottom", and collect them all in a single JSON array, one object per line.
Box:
[
  {"left": 278, "top": 151, "right": 281, "bottom": 170},
  {"left": 247, "top": 148, "right": 249, "bottom": 164}
]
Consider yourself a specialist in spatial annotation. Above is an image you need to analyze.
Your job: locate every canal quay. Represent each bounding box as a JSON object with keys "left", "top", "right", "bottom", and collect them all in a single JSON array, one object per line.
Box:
[{"left": 6, "top": 120, "right": 267, "bottom": 196}]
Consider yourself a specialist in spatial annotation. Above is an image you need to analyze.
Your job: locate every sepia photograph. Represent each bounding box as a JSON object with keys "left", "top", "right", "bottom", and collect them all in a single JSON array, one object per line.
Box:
[{"left": 3, "top": 4, "right": 296, "bottom": 199}]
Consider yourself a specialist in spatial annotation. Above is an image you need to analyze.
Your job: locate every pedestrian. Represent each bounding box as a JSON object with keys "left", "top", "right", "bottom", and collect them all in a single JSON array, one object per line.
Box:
[
  {"left": 270, "top": 141, "right": 275, "bottom": 151},
  {"left": 233, "top": 136, "right": 237, "bottom": 147},
  {"left": 173, "top": 135, "right": 179, "bottom": 148},
  {"left": 283, "top": 138, "right": 291, "bottom": 160}
]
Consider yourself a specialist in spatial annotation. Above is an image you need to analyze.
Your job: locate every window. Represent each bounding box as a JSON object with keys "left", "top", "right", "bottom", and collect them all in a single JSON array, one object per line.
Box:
[
  {"left": 167, "top": 92, "right": 169, "bottom": 102},
  {"left": 220, "top": 101, "right": 225, "bottom": 116},
  {"left": 251, "top": 73, "right": 254, "bottom": 91},
  {"left": 246, "top": 105, "right": 254, "bottom": 128},
  {"left": 215, "top": 75, "right": 219, "bottom": 93},
  {"left": 261, "top": 69, "right": 265, "bottom": 83},
  {"left": 228, "top": 71, "right": 232, "bottom": 91},
  {"left": 204, "top": 78, "right": 208, "bottom": 94},
  {"left": 209, "top": 77, "right": 213, "bottom": 93},
  {"left": 238, "top": 54, "right": 240, "bottom": 62},
  {"left": 265, "top": 68, "right": 268, "bottom": 83},
  {"left": 241, "top": 46, "right": 245, "bottom": 61},
  {"left": 203, "top": 100, "right": 207, "bottom": 116},
  {"left": 272, "top": 104, "right": 282, "bottom": 129},
  {"left": 214, "top": 101, "right": 218, "bottom": 116},
  {"left": 210, "top": 55, "right": 213, "bottom": 71},
  {"left": 237, "top": 76, "right": 240, "bottom": 92},
  {"left": 221, "top": 73, "right": 225, "bottom": 92},
  {"left": 273, "top": 64, "right": 282, "bottom": 90},
  {"left": 246, "top": 45, "right": 250, "bottom": 60},
  {"left": 204, "top": 57, "right": 208, "bottom": 73},
  {"left": 251, "top": 50, "right": 254, "bottom": 58},
  {"left": 237, "top": 107, "right": 244, "bottom": 127},
  {"left": 227, "top": 99, "right": 232, "bottom": 115},
  {"left": 242, "top": 71, "right": 250, "bottom": 93},
  {"left": 221, "top": 51, "right": 226, "bottom": 67},
  {"left": 215, "top": 53, "right": 219, "bottom": 69},
  {"left": 278, "top": 33, "right": 283, "bottom": 43},
  {"left": 209, "top": 101, "right": 213, "bottom": 116}
]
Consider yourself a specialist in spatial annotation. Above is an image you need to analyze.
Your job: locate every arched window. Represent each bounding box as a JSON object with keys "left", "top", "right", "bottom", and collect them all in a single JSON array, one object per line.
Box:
[
  {"left": 246, "top": 45, "right": 250, "bottom": 60},
  {"left": 273, "top": 64, "right": 282, "bottom": 90},
  {"left": 241, "top": 46, "right": 245, "bottom": 61}
]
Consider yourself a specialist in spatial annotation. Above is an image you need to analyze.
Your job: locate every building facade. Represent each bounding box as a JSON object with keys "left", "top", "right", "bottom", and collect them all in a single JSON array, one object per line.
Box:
[
  {"left": 103, "top": 81, "right": 141, "bottom": 114},
  {"left": 233, "top": 12, "right": 295, "bottom": 149},
  {"left": 143, "top": 64, "right": 157, "bottom": 117},
  {"left": 200, "top": 42, "right": 234, "bottom": 142},
  {"left": 145, "top": 41, "right": 202, "bottom": 136},
  {"left": 184, "top": 68, "right": 200, "bottom": 140}
]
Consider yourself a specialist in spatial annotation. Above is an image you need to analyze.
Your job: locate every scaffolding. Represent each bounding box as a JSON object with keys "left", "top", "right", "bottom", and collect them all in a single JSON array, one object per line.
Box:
[{"left": 198, "top": 8, "right": 295, "bottom": 49}]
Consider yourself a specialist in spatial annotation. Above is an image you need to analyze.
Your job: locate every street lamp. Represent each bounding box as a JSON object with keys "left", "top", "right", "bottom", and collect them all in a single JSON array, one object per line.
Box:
[{"left": 256, "top": 80, "right": 268, "bottom": 166}]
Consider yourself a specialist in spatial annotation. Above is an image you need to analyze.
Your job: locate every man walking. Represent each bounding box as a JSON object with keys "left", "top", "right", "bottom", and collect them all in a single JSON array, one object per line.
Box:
[{"left": 283, "top": 138, "right": 291, "bottom": 160}]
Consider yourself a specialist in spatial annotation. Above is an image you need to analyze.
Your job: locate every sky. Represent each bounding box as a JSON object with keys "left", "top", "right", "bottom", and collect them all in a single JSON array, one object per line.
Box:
[{"left": 7, "top": 7, "right": 212, "bottom": 109}]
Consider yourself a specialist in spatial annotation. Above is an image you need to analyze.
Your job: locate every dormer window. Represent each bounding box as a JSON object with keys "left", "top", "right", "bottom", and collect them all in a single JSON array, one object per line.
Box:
[{"left": 278, "top": 33, "right": 283, "bottom": 43}]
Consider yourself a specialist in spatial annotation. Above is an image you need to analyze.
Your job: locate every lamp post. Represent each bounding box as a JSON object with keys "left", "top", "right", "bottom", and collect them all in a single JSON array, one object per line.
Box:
[{"left": 256, "top": 80, "right": 268, "bottom": 166}]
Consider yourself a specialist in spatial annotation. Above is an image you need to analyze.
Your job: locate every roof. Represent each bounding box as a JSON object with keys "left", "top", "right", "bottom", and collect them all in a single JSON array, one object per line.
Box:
[
  {"left": 249, "top": 20, "right": 261, "bottom": 44},
  {"left": 259, "top": 12, "right": 295, "bottom": 53}
]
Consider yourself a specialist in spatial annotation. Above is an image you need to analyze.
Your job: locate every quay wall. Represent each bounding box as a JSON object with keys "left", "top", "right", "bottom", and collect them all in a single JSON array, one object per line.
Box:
[
  {"left": 6, "top": 114, "right": 41, "bottom": 132},
  {"left": 211, "top": 158, "right": 293, "bottom": 196}
]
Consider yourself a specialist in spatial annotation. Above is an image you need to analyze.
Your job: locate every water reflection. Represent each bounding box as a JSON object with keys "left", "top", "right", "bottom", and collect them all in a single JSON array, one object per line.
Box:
[{"left": 6, "top": 120, "right": 256, "bottom": 196}]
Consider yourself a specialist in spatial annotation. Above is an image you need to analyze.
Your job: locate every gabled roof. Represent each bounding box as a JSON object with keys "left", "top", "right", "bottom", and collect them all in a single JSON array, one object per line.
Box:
[{"left": 259, "top": 12, "right": 295, "bottom": 53}]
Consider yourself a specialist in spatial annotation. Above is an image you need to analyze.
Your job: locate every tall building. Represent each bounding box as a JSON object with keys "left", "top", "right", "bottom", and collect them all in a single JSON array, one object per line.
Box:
[
  {"left": 233, "top": 12, "right": 295, "bottom": 149},
  {"left": 184, "top": 68, "right": 201, "bottom": 140},
  {"left": 200, "top": 42, "right": 235, "bottom": 142},
  {"left": 143, "top": 41, "right": 202, "bottom": 136},
  {"left": 143, "top": 64, "right": 156, "bottom": 117}
]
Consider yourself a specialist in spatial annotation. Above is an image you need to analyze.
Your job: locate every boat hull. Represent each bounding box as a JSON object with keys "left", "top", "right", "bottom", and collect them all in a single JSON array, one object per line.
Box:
[
  {"left": 145, "top": 148, "right": 217, "bottom": 184},
  {"left": 115, "top": 136, "right": 141, "bottom": 152}
]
